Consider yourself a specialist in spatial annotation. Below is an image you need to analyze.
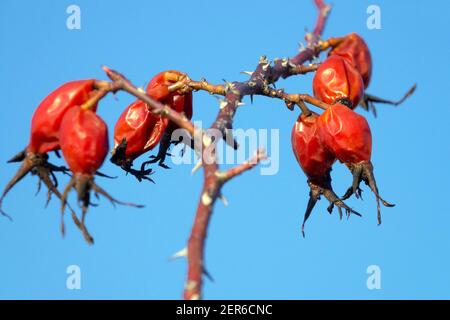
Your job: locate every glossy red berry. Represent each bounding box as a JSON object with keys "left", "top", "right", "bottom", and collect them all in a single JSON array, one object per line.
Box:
[
  {"left": 60, "top": 106, "right": 143, "bottom": 227},
  {"left": 329, "top": 33, "right": 415, "bottom": 115},
  {"left": 111, "top": 70, "right": 193, "bottom": 178},
  {"left": 111, "top": 99, "right": 168, "bottom": 181},
  {"left": 313, "top": 55, "right": 364, "bottom": 108},
  {"left": 28, "top": 80, "right": 97, "bottom": 154},
  {"left": 145, "top": 70, "right": 193, "bottom": 168},
  {"left": 60, "top": 106, "right": 109, "bottom": 176},
  {"left": 0, "top": 80, "right": 97, "bottom": 220},
  {"left": 113, "top": 100, "right": 168, "bottom": 162},
  {"left": 146, "top": 70, "right": 193, "bottom": 135},
  {"left": 316, "top": 103, "right": 372, "bottom": 164},
  {"left": 291, "top": 112, "right": 360, "bottom": 235},
  {"left": 316, "top": 103, "right": 394, "bottom": 224},
  {"left": 329, "top": 33, "right": 372, "bottom": 88},
  {"left": 291, "top": 113, "right": 335, "bottom": 185}
]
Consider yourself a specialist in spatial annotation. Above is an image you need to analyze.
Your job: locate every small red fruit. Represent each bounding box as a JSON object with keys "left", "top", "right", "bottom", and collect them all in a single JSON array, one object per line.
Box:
[
  {"left": 329, "top": 33, "right": 372, "bottom": 88},
  {"left": 60, "top": 106, "right": 143, "bottom": 226},
  {"left": 329, "top": 33, "right": 416, "bottom": 114},
  {"left": 292, "top": 112, "right": 360, "bottom": 235},
  {"left": 146, "top": 70, "right": 193, "bottom": 134},
  {"left": 114, "top": 100, "right": 169, "bottom": 161},
  {"left": 0, "top": 80, "right": 97, "bottom": 219},
  {"left": 292, "top": 113, "right": 336, "bottom": 185},
  {"left": 111, "top": 100, "right": 168, "bottom": 181},
  {"left": 146, "top": 70, "right": 193, "bottom": 166},
  {"left": 28, "top": 80, "right": 97, "bottom": 154},
  {"left": 111, "top": 70, "right": 193, "bottom": 178},
  {"left": 317, "top": 104, "right": 372, "bottom": 164},
  {"left": 313, "top": 55, "right": 364, "bottom": 108},
  {"left": 316, "top": 103, "right": 394, "bottom": 224},
  {"left": 60, "top": 107, "right": 109, "bottom": 176}
]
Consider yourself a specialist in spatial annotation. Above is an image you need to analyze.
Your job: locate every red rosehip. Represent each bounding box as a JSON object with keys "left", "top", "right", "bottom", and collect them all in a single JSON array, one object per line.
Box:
[
  {"left": 60, "top": 106, "right": 143, "bottom": 227},
  {"left": 146, "top": 70, "right": 193, "bottom": 167},
  {"left": 146, "top": 70, "right": 193, "bottom": 134},
  {"left": 329, "top": 33, "right": 372, "bottom": 88},
  {"left": 316, "top": 103, "right": 394, "bottom": 224},
  {"left": 329, "top": 33, "right": 415, "bottom": 114},
  {"left": 291, "top": 113, "right": 335, "bottom": 185},
  {"left": 114, "top": 100, "right": 168, "bottom": 161},
  {"left": 28, "top": 80, "right": 97, "bottom": 154},
  {"left": 111, "top": 70, "right": 194, "bottom": 179},
  {"left": 111, "top": 100, "right": 168, "bottom": 181},
  {"left": 60, "top": 107, "right": 109, "bottom": 176},
  {"left": 291, "top": 112, "right": 360, "bottom": 235},
  {"left": 0, "top": 80, "right": 97, "bottom": 220},
  {"left": 313, "top": 55, "right": 364, "bottom": 108},
  {"left": 316, "top": 103, "right": 372, "bottom": 164}
]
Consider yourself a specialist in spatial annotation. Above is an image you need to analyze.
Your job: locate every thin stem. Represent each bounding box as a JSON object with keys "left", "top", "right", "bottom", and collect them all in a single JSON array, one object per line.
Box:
[
  {"left": 183, "top": 0, "right": 332, "bottom": 300},
  {"left": 100, "top": 1, "right": 332, "bottom": 300}
]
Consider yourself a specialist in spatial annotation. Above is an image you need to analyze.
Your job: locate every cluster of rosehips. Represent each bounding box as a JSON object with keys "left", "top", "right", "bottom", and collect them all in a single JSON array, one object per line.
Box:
[
  {"left": 0, "top": 71, "right": 192, "bottom": 243},
  {"left": 292, "top": 33, "right": 415, "bottom": 235},
  {"left": 0, "top": 33, "right": 413, "bottom": 243}
]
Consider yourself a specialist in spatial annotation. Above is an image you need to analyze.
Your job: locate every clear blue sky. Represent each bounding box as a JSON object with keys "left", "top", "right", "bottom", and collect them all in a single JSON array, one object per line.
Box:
[{"left": 0, "top": 0, "right": 449, "bottom": 299}]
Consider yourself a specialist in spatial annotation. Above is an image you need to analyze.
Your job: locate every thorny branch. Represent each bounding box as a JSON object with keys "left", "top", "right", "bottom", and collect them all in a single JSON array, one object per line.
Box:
[
  {"left": 217, "top": 148, "right": 268, "bottom": 183},
  {"left": 103, "top": 67, "right": 197, "bottom": 135},
  {"left": 182, "top": 0, "right": 332, "bottom": 300},
  {"left": 102, "top": 0, "right": 332, "bottom": 300}
]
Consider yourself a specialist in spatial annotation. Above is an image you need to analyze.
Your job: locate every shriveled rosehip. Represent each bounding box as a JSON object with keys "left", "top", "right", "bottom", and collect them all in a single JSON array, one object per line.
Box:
[
  {"left": 60, "top": 106, "right": 143, "bottom": 226},
  {"left": 28, "top": 80, "right": 97, "bottom": 154},
  {"left": 329, "top": 33, "right": 372, "bottom": 88},
  {"left": 111, "top": 70, "right": 194, "bottom": 178},
  {"left": 317, "top": 104, "right": 372, "bottom": 164},
  {"left": 0, "top": 80, "right": 97, "bottom": 220},
  {"left": 145, "top": 70, "right": 193, "bottom": 166},
  {"left": 291, "top": 112, "right": 360, "bottom": 235},
  {"left": 146, "top": 70, "right": 193, "bottom": 134},
  {"left": 114, "top": 100, "right": 169, "bottom": 160},
  {"left": 60, "top": 107, "right": 109, "bottom": 175},
  {"left": 316, "top": 103, "right": 394, "bottom": 224},
  {"left": 292, "top": 113, "right": 336, "bottom": 184},
  {"left": 111, "top": 100, "right": 168, "bottom": 181},
  {"left": 329, "top": 33, "right": 416, "bottom": 114},
  {"left": 313, "top": 55, "right": 364, "bottom": 108}
]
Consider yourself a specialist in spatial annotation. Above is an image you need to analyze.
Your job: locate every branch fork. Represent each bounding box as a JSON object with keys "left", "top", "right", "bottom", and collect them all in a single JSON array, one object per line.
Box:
[{"left": 100, "top": 0, "right": 331, "bottom": 300}]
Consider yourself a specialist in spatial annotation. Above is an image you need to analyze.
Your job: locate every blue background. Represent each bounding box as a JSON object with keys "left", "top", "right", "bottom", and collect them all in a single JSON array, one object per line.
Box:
[{"left": 0, "top": 0, "right": 449, "bottom": 299}]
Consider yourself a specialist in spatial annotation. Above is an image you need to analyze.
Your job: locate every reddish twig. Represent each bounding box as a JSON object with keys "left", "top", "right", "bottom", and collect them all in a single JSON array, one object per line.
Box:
[
  {"left": 102, "top": 66, "right": 196, "bottom": 137},
  {"left": 100, "top": 1, "right": 331, "bottom": 300},
  {"left": 217, "top": 148, "right": 268, "bottom": 182},
  {"left": 184, "top": 0, "right": 332, "bottom": 300},
  {"left": 184, "top": 149, "right": 268, "bottom": 300}
]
